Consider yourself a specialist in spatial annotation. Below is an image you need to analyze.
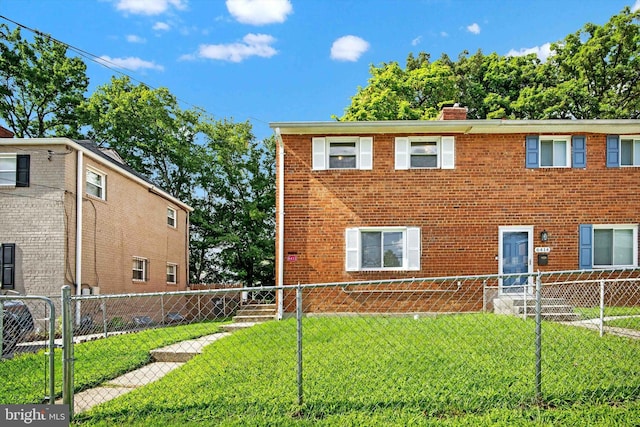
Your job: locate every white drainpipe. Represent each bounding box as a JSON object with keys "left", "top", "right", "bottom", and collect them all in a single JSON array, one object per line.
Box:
[
  {"left": 75, "top": 150, "right": 83, "bottom": 324},
  {"left": 276, "top": 128, "right": 285, "bottom": 320}
]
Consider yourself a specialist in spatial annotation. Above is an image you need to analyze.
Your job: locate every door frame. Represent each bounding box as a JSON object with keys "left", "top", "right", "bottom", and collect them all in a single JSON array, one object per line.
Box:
[{"left": 498, "top": 225, "right": 534, "bottom": 295}]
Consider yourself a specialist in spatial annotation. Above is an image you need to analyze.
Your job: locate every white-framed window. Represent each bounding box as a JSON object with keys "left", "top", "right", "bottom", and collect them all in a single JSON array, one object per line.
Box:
[
  {"left": 395, "top": 136, "right": 455, "bottom": 169},
  {"left": 312, "top": 136, "right": 373, "bottom": 170},
  {"left": 539, "top": 136, "right": 571, "bottom": 167},
  {"left": 0, "top": 154, "right": 17, "bottom": 186},
  {"left": 166, "top": 263, "right": 177, "bottom": 284},
  {"left": 132, "top": 257, "right": 148, "bottom": 281},
  {"left": 86, "top": 167, "right": 106, "bottom": 200},
  {"left": 620, "top": 137, "right": 640, "bottom": 166},
  {"left": 594, "top": 225, "right": 637, "bottom": 268},
  {"left": 167, "top": 207, "right": 177, "bottom": 228},
  {"left": 345, "top": 227, "right": 421, "bottom": 271}
]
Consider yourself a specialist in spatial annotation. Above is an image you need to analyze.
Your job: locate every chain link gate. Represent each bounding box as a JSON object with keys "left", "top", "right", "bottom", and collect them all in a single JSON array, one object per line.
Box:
[{"left": 0, "top": 294, "right": 57, "bottom": 405}]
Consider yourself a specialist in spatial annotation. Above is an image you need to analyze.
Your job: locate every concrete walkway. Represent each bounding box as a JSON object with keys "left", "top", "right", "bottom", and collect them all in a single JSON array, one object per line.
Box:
[
  {"left": 562, "top": 315, "right": 640, "bottom": 339},
  {"left": 56, "top": 330, "right": 236, "bottom": 414}
]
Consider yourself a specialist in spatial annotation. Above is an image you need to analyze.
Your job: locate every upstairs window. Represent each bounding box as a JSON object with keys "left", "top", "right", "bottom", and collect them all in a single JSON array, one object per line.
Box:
[
  {"left": 166, "top": 263, "right": 177, "bottom": 284},
  {"left": 133, "top": 257, "right": 148, "bottom": 281},
  {"left": 86, "top": 168, "right": 106, "bottom": 200},
  {"left": 345, "top": 227, "right": 421, "bottom": 271},
  {"left": 167, "top": 207, "right": 177, "bottom": 228},
  {"left": 620, "top": 137, "right": 640, "bottom": 166},
  {"left": 526, "top": 135, "right": 586, "bottom": 168},
  {"left": 0, "top": 154, "right": 30, "bottom": 187},
  {"left": 395, "top": 136, "right": 455, "bottom": 169},
  {"left": 312, "top": 137, "right": 373, "bottom": 170}
]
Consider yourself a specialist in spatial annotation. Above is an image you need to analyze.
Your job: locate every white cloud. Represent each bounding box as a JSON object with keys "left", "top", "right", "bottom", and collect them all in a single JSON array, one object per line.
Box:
[
  {"left": 126, "top": 34, "right": 146, "bottom": 43},
  {"left": 506, "top": 42, "right": 553, "bottom": 62},
  {"left": 114, "top": 0, "right": 187, "bottom": 15},
  {"left": 330, "top": 35, "right": 370, "bottom": 62},
  {"left": 193, "top": 33, "right": 278, "bottom": 62},
  {"left": 98, "top": 55, "right": 165, "bottom": 71},
  {"left": 411, "top": 36, "right": 422, "bottom": 46},
  {"left": 467, "top": 23, "right": 481, "bottom": 34},
  {"left": 633, "top": 0, "right": 640, "bottom": 12},
  {"left": 226, "top": 0, "right": 292, "bottom": 25},
  {"left": 153, "top": 22, "right": 171, "bottom": 31},
  {"left": 440, "top": 31, "right": 449, "bottom": 37}
]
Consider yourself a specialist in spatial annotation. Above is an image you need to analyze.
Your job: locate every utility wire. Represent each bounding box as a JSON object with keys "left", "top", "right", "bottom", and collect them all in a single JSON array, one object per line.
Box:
[{"left": 0, "top": 14, "right": 270, "bottom": 126}]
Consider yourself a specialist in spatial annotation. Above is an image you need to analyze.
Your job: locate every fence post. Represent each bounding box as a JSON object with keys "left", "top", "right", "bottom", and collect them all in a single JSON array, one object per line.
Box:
[
  {"left": 62, "top": 286, "right": 75, "bottom": 418},
  {"left": 599, "top": 280, "right": 605, "bottom": 337},
  {"left": 296, "top": 282, "right": 303, "bottom": 406},
  {"left": 534, "top": 272, "right": 542, "bottom": 403},
  {"left": 101, "top": 300, "right": 108, "bottom": 338}
]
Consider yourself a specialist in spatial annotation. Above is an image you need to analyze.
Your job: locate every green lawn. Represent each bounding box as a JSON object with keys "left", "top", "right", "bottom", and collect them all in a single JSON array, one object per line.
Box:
[
  {"left": 574, "top": 306, "right": 640, "bottom": 331},
  {"left": 0, "top": 321, "right": 224, "bottom": 405},
  {"left": 69, "top": 314, "right": 640, "bottom": 426}
]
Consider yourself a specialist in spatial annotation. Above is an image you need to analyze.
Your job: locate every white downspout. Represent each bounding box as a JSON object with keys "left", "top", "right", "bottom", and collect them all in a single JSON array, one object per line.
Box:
[
  {"left": 276, "top": 128, "right": 285, "bottom": 320},
  {"left": 75, "top": 150, "right": 83, "bottom": 325}
]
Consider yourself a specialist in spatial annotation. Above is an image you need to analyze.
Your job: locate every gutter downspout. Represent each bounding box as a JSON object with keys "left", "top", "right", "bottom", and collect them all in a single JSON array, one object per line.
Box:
[
  {"left": 276, "top": 128, "right": 285, "bottom": 320},
  {"left": 75, "top": 150, "right": 83, "bottom": 325}
]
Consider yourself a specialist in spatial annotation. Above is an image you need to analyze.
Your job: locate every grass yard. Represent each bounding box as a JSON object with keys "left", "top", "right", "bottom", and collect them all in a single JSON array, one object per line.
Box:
[
  {"left": 71, "top": 314, "right": 640, "bottom": 426},
  {"left": 0, "top": 321, "right": 224, "bottom": 405}
]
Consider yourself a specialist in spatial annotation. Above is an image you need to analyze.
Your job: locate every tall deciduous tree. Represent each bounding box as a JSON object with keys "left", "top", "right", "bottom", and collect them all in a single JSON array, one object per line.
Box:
[
  {"left": 0, "top": 24, "right": 88, "bottom": 137},
  {"left": 337, "top": 7, "right": 640, "bottom": 121},
  {"left": 81, "top": 76, "right": 202, "bottom": 200},
  {"left": 191, "top": 120, "right": 275, "bottom": 287}
]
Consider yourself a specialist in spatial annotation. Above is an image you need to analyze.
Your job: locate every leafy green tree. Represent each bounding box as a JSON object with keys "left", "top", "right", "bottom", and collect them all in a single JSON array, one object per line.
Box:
[
  {"left": 542, "top": 6, "right": 640, "bottom": 118},
  {"left": 0, "top": 24, "right": 88, "bottom": 137},
  {"left": 191, "top": 120, "right": 275, "bottom": 287},
  {"left": 81, "top": 76, "right": 202, "bottom": 200}
]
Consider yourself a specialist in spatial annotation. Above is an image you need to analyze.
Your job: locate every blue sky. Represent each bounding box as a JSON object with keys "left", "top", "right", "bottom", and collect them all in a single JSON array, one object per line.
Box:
[{"left": 1, "top": 0, "right": 639, "bottom": 141}]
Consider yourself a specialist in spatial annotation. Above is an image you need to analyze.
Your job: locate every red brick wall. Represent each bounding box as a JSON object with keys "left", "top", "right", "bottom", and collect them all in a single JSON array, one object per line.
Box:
[{"left": 278, "top": 132, "right": 640, "bottom": 312}]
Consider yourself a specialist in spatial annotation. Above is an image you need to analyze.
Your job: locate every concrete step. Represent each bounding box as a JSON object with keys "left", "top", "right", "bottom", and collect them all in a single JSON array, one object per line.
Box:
[
  {"left": 236, "top": 308, "right": 277, "bottom": 316},
  {"left": 232, "top": 314, "right": 275, "bottom": 323},
  {"left": 524, "top": 312, "right": 582, "bottom": 321},
  {"left": 150, "top": 332, "right": 231, "bottom": 363},
  {"left": 222, "top": 322, "right": 262, "bottom": 332},
  {"left": 512, "top": 298, "right": 567, "bottom": 307},
  {"left": 514, "top": 305, "right": 578, "bottom": 315}
]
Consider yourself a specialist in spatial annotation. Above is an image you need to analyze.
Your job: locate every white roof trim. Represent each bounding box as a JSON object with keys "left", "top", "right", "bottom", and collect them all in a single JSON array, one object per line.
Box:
[
  {"left": 270, "top": 119, "right": 640, "bottom": 135},
  {"left": 0, "top": 137, "right": 193, "bottom": 212}
]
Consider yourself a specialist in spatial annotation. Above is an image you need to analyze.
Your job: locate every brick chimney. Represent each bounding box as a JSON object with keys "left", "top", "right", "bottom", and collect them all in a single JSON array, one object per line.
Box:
[
  {"left": 0, "top": 126, "right": 14, "bottom": 138},
  {"left": 437, "top": 103, "right": 467, "bottom": 120}
]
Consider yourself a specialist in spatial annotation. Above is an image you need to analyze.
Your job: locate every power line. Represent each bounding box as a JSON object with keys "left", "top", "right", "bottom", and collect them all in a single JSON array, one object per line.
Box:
[{"left": 0, "top": 15, "right": 270, "bottom": 127}]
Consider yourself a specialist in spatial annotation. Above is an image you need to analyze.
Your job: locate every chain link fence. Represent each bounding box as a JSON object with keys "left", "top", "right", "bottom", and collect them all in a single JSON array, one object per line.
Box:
[{"left": 2, "top": 269, "right": 640, "bottom": 422}]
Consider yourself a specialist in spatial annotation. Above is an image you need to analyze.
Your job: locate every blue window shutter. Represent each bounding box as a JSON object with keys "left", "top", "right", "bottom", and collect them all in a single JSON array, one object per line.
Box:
[
  {"left": 579, "top": 224, "right": 593, "bottom": 270},
  {"left": 606, "top": 135, "right": 619, "bottom": 168},
  {"left": 526, "top": 136, "right": 539, "bottom": 168},
  {"left": 572, "top": 136, "right": 586, "bottom": 168}
]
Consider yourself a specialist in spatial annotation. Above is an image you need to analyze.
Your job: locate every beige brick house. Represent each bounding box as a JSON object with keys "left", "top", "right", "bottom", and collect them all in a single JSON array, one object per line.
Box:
[
  {"left": 0, "top": 137, "right": 192, "bottom": 299},
  {"left": 271, "top": 107, "right": 640, "bottom": 315}
]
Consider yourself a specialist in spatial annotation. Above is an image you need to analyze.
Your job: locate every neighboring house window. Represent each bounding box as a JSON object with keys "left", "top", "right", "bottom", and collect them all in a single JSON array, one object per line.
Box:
[
  {"left": 526, "top": 135, "right": 586, "bottom": 168},
  {"left": 607, "top": 135, "right": 640, "bottom": 167},
  {"left": 166, "top": 263, "right": 177, "bottom": 284},
  {"left": 1, "top": 243, "right": 16, "bottom": 290},
  {"left": 345, "top": 227, "right": 421, "bottom": 271},
  {"left": 167, "top": 207, "right": 177, "bottom": 228},
  {"left": 395, "top": 136, "right": 455, "bottom": 169},
  {"left": 132, "top": 257, "right": 148, "bottom": 281},
  {"left": 0, "top": 154, "right": 30, "bottom": 187},
  {"left": 312, "top": 137, "right": 373, "bottom": 170},
  {"left": 579, "top": 224, "right": 638, "bottom": 269},
  {"left": 86, "top": 168, "right": 106, "bottom": 200}
]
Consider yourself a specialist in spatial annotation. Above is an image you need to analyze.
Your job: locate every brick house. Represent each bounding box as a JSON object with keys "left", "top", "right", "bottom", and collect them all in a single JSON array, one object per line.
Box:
[
  {"left": 0, "top": 137, "right": 192, "bottom": 300},
  {"left": 270, "top": 107, "right": 640, "bottom": 315}
]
